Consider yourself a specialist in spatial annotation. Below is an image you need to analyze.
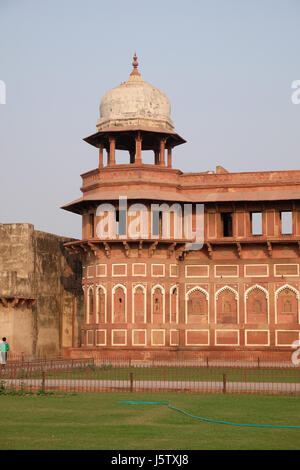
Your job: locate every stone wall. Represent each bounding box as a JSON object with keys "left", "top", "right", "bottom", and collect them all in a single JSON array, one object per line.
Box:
[{"left": 0, "top": 224, "right": 83, "bottom": 357}]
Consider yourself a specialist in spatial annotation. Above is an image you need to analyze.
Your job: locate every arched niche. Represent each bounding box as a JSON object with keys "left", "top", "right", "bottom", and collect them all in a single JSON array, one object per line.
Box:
[
  {"left": 245, "top": 285, "right": 268, "bottom": 324},
  {"left": 186, "top": 287, "right": 208, "bottom": 324},
  {"left": 152, "top": 285, "right": 165, "bottom": 324},
  {"left": 112, "top": 284, "right": 126, "bottom": 323},
  {"left": 170, "top": 285, "right": 178, "bottom": 323},
  {"left": 215, "top": 286, "right": 238, "bottom": 324},
  {"left": 276, "top": 285, "right": 299, "bottom": 324},
  {"left": 87, "top": 285, "right": 94, "bottom": 324},
  {"left": 96, "top": 285, "right": 106, "bottom": 323},
  {"left": 133, "top": 285, "right": 146, "bottom": 323}
]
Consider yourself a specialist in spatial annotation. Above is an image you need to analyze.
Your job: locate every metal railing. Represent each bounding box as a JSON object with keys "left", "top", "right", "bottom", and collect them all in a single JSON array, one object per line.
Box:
[{"left": 1, "top": 357, "right": 300, "bottom": 395}]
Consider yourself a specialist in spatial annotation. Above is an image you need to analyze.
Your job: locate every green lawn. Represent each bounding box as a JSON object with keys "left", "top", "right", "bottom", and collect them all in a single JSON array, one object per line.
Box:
[{"left": 0, "top": 392, "right": 300, "bottom": 450}]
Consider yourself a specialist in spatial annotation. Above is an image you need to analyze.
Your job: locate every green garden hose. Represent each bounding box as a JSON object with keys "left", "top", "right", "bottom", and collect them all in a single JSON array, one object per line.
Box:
[{"left": 118, "top": 400, "right": 300, "bottom": 429}]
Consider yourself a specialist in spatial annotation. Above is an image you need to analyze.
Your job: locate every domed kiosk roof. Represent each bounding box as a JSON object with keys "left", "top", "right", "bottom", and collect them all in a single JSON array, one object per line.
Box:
[
  {"left": 84, "top": 54, "right": 185, "bottom": 151},
  {"left": 97, "top": 54, "right": 174, "bottom": 132}
]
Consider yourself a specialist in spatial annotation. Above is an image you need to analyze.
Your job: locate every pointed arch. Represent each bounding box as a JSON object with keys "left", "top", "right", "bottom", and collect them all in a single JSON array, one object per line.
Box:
[
  {"left": 215, "top": 285, "right": 238, "bottom": 300},
  {"left": 275, "top": 284, "right": 299, "bottom": 299},
  {"left": 245, "top": 284, "right": 269, "bottom": 299}
]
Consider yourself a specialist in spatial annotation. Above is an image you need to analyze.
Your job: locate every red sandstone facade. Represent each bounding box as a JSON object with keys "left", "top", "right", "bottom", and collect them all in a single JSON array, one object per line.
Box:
[{"left": 62, "top": 57, "right": 300, "bottom": 361}]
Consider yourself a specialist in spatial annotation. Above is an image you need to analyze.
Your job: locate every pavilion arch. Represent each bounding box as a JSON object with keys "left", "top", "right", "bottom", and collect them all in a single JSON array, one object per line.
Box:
[
  {"left": 275, "top": 284, "right": 300, "bottom": 324},
  {"left": 151, "top": 284, "right": 165, "bottom": 324},
  {"left": 96, "top": 284, "right": 107, "bottom": 323},
  {"left": 132, "top": 284, "right": 147, "bottom": 323},
  {"left": 170, "top": 285, "right": 179, "bottom": 324},
  {"left": 112, "top": 284, "right": 127, "bottom": 323},
  {"left": 185, "top": 286, "right": 209, "bottom": 324},
  {"left": 244, "top": 284, "right": 269, "bottom": 324},
  {"left": 215, "top": 286, "right": 239, "bottom": 324}
]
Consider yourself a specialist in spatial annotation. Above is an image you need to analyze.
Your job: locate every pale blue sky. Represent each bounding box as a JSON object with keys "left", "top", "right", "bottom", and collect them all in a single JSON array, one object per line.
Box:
[{"left": 0, "top": 0, "right": 300, "bottom": 238}]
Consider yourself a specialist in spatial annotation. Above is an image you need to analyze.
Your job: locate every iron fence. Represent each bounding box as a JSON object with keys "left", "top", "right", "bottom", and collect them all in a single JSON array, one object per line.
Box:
[{"left": 1, "top": 358, "right": 300, "bottom": 395}]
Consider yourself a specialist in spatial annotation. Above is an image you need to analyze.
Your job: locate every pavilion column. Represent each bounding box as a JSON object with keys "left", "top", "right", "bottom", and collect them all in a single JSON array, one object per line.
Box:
[
  {"left": 108, "top": 136, "right": 116, "bottom": 166},
  {"left": 167, "top": 147, "right": 172, "bottom": 168},
  {"left": 159, "top": 138, "right": 166, "bottom": 166},
  {"left": 98, "top": 144, "right": 104, "bottom": 168},
  {"left": 135, "top": 132, "right": 142, "bottom": 165},
  {"left": 154, "top": 149, "right": 159, "bottom": 165}
]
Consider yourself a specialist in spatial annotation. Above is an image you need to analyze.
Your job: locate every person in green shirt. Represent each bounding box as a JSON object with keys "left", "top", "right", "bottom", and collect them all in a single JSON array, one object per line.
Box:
[{"left": 0, "top": 337, "right": 10, "bottom": 368}]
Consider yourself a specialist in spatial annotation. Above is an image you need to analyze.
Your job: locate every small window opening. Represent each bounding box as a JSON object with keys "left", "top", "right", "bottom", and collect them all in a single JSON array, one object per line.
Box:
[
  {"left": 89, "top": 213, "right": 95, "bottom": 238},
  {"left": 152, "top": 211, "right": 162, "bottom": 237},
  {"left": 251, "top": 212, "right": 262, "bottom": 235},
  {"left": 116, "top": 209, "right": 126, "bottom": 236},
  {"left": 221, "top": 213, "right": 233, "bottom": 237},
  {"left": 281, "top": 211, "right": 293, "bottom": 235}
]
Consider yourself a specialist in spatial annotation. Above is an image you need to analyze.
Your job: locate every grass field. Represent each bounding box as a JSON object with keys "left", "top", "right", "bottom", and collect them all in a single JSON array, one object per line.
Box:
[{"left": 0, "top": 392, "right": 300, "bottom": 450}]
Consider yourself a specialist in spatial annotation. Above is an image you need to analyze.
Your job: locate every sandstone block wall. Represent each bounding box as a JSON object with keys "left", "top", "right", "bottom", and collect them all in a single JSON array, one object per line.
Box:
[{"left": 0, "top": 224, "right": 83, "bottom": 357}]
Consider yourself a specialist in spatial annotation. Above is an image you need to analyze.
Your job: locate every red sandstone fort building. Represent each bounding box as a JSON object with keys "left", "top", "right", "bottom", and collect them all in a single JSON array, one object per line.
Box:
[
  {"left": 1, "top": 55, "right": 300, "bottom": 361},
  {"left": 60, "top": 55, "right": 300, "bottom": 362}
]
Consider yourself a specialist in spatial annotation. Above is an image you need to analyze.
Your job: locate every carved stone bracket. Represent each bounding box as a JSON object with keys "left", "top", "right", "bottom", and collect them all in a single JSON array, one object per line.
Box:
[
  {"left": 206, "top": 242, "right": 213, "bottom": 259},
  {"left": 103, "top": 241, "right": 111, "bottom": 258},
  {"left": 0, "top": 297, "right": 37, "bottom": 308},
  {"left": 149, "top": 241, "right": 158, "bottom": 257},
  {"left": 175, "top": 245, "right": 186, "bottom": 260},
  {"left": 88, "top": 242, "right": 102, "bottom": 258},
  {"left": 168, "top": 242, "right": 177, "bottom": 258},
  {"left": 123, "top": 241, "right": 130, "bottom": 257},
  {"left": 65, "top": 244, "right": 85, "bottom": 259},
  {"left": 267, "top": 241, "right": 272, "bottom": 257},
  {"left": 138, "top": 240, "right": 143, "bottom": 257},
  {"left": 236, "top": 242, "right": 242, "bottom": 258}
]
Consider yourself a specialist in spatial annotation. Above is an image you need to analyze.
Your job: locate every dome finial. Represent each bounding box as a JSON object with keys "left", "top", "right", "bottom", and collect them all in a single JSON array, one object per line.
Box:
[{"left": 130, "top": 52, "right": 140, "bottom": 76}]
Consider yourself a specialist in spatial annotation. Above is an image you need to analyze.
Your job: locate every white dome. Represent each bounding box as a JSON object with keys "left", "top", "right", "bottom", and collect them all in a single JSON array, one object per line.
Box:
[{"left": 96, "top": 55, "right": 174, "bottom": 132}]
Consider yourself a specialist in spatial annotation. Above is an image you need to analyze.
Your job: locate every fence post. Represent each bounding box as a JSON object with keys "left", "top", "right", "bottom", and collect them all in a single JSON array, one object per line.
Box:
[
  {"left": 41, "top": 370, "right": 45, "bottom": 393},
  {"left": 222, "top": 373, "right": 227, "bottom": 394},
  {"left": 257, "top": 357, "right": 260, "bottom": 369},
  {"left": 130, "top": 372, "right": 133, "bottom": 392},
  {"left": 206, "top": 357, "right": 209, "bottom": 368}
]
